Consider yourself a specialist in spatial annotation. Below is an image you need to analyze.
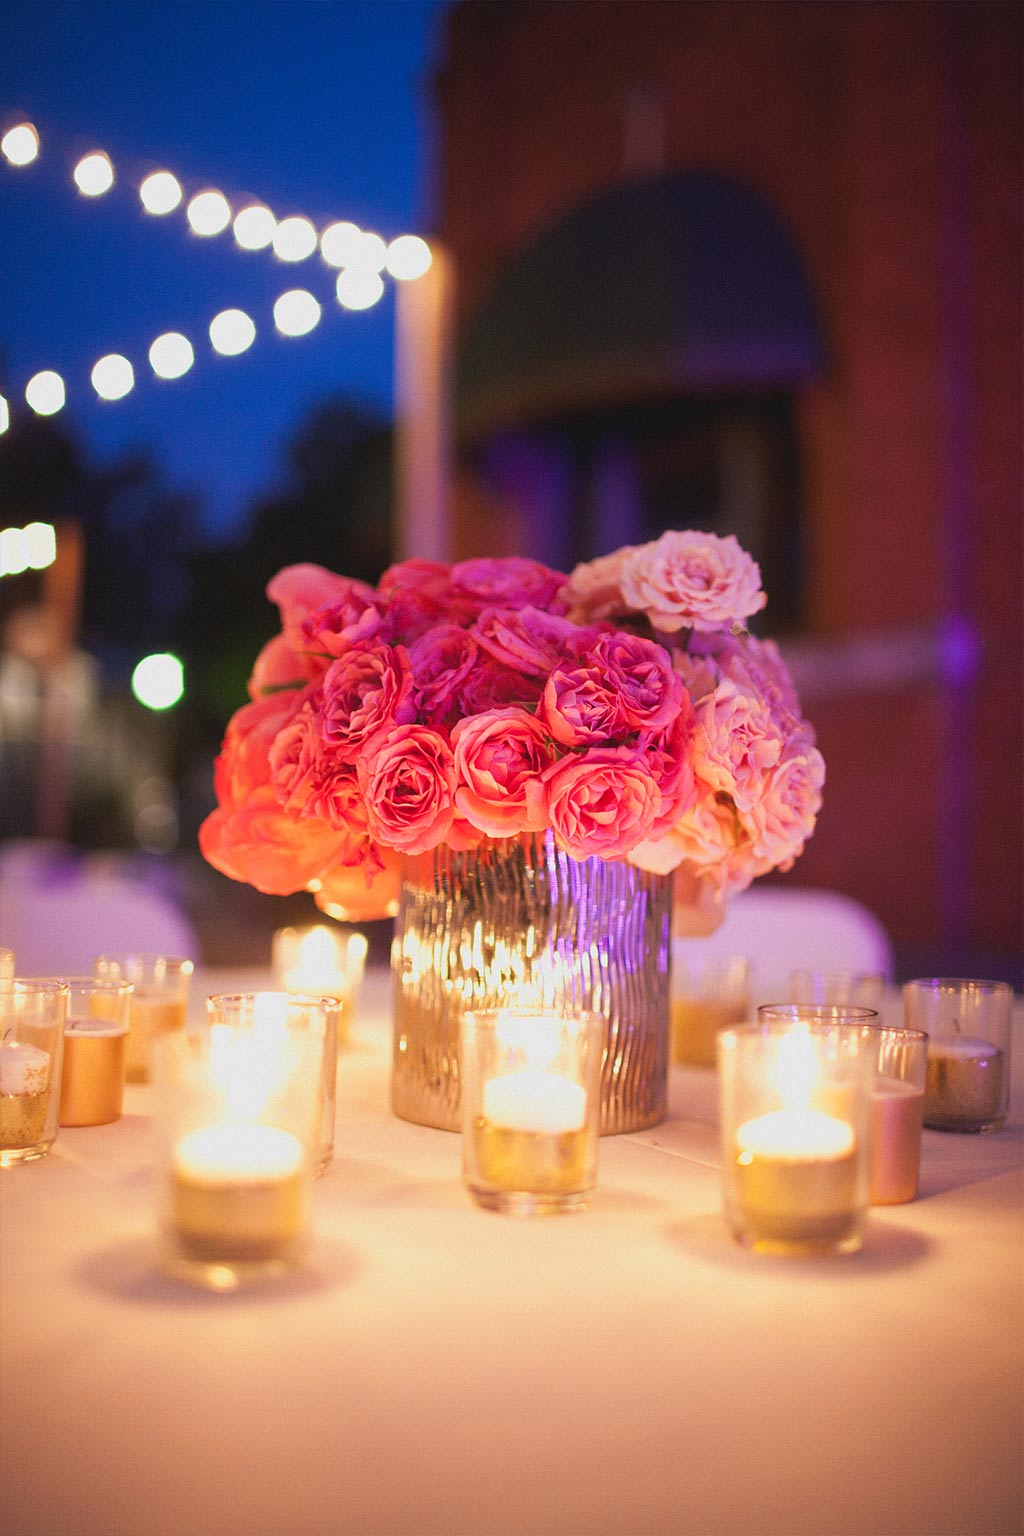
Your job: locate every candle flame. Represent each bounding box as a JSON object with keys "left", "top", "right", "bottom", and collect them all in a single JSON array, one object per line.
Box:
[{"left": 773, "top": 1023, "right": 818, "bottom": 1110}]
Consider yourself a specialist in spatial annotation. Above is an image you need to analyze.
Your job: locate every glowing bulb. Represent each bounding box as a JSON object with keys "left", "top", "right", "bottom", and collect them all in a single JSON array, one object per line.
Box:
[
  {"left": 90, "top": 354, "right": 135, "bottom": 401},
  {"left": 0, "top": 396, "right": 9, "bottom": 434},
  {"left": 187, "top": 189, "right": 231, "bottom": 237},
  {"left": 2, "top": 123, "right": 40, "bottom": 167},
  {"left": 25, "top": 371, "right": 65, "bottom": 416},
  {"left": 139, "top": 170, "right": 182, "bottom": 215},
  {"left": 319, "top": 221, "right": 363, "bottom": 267},
  {"left": 73, "top": 151, "right": 114, "bottom": 197},
  {"left": 336, "top": 268, "right": 384, "bottom": 311},
  {"left": 273, "top": 289, "right": 321, "bottom": 337},
  {"left": 24, "top": 522, "right": 56, "bottom": 569},
  {"left": 351, "top": 231, "right": 388, "bottom": 272},
  {"left": 149, "top": 332, "right": 194, "bottom": 380},
  {"left": 131, "top": 653, "right": 184, "bottom": 711},
  {"left": 233, "top": 204, "right": 276, "bottom": 251},
  {"left": 272, "top": 215, "right": 318, "bottom": 262},
  {"left": 0, "top": 528, "right": 29, "bottom": 576},
  {"left": 386, "top": 235, "right": 433, "bottom": 281},
  {"left": 209, "top": 309, "right": 256, "bottom": 356}
]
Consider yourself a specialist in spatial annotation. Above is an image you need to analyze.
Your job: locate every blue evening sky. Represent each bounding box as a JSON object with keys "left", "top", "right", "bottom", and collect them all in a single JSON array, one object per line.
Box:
[{"left": 1, "top": 1, "right": 447, "bottom": 540}]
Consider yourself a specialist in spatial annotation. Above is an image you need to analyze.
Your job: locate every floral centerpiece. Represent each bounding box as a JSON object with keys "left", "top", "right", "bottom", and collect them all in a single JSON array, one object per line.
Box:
[{"left": 200, "top": 530, "right": 824, "bottom": 925}]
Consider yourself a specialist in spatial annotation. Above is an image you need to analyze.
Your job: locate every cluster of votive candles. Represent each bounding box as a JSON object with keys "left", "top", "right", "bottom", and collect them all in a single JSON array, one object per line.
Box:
[{"left": 2, "top": 934, "right": 1015, "bottom": 1279}]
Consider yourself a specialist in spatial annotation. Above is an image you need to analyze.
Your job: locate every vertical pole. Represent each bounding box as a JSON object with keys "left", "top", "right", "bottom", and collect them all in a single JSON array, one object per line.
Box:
[{"left": 393, "top": 245, "right": 454, "bottom": 564}]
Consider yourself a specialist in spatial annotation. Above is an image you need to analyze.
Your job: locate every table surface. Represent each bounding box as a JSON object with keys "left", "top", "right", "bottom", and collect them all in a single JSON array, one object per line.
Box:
[{"left": 2, "top": 968, "right": 1022, "bottom": 1536}]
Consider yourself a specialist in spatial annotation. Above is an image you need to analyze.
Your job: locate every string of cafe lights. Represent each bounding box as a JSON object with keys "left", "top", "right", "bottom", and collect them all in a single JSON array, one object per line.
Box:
[{"left": 0, "top": 117, "right": 433, "bottom": 431}]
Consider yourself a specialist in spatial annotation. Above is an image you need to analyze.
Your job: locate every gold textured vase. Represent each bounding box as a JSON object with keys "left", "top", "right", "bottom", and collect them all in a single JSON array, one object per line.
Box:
[{"left": 391, "top": 833, "right": 671, "bottom": 1134}]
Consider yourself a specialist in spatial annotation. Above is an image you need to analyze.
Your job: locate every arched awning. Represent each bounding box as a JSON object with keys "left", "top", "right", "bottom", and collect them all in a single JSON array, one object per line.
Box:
[{"left": 456, "top": 171, "right": 826, "bottom": 441}]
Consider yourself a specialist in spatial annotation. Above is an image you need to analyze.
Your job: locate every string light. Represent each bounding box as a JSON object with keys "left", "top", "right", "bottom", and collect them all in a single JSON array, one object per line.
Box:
[
  {"left": 0, "top": 522, "right": 56, "bottom": 577},
  {"left": 187, "top": 188, "right": 231, "bottom": 237},
  {"left": 139, "top": 170, "right": 183, "bottom": 215},
  {"left": 25, "top": 371, "right": 65, "bottom": 415},
  {"left": 319, "top": 220, "right": 363, "bottom": 267},
  {"left": 149, "top": 332, "right": 194, "bottom": 379},
  {"left": 233, "top": 203, "right": 276, "bottom": 251},
  {"left": 91, "top": 354, "right": 135, "bottom": 401},
  {"left": 386, "top": 234, "right": 432, "bottom": 281},
  {"left": 73, "top": 151, "right": 114, "bottom": 196},
  {"left": 1, "top": 122, "right": 39, "bottom": 166},
  {"left": 0, "top": 395, "right": 9, "bottom": 434},
  {"left": 273, "top": 289, "right": 320, "bottom": 337},
  {"left": 336, "top": 268, "right": 385, "bottom": 311},
  {"left": 209, "top": 308, "right": 256, "bottom": 356},
  {"left": 351, "top": 231, "right": 388, "bottom": 272},
  {"left": 272, "top": 215, "right": 318, "bottom": 262}
]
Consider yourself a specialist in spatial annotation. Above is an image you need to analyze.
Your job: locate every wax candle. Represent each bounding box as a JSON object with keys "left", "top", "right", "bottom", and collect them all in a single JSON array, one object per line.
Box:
[
  {"left": 0, "top": 1038, "right": 52, "bottom": 1151},
  {"left": 870, "top": 1076, "right": 924, "bottom": 1204},
  {"left": 170, "top": 1123, "right": 307, "bottom": 1264},
  {"left": 59, "top": 1017, "right": 128, "bottom": 1127},
  {"left": 474, "top": 1071, "right": 588, "bottom": 1196},
  {"left": 126, "top": 992, "right": 188, "bottom": 1084},
  {"left": 732, "top": 1107, "right": 859, "bottom": 1249},
  {"left": 924, "top": 1038, "right": 1005, "bottom": 1131}
]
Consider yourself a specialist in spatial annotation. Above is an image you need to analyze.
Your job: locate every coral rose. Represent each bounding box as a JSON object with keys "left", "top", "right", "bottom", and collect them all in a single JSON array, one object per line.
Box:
[
  {"left": 451, "top": 707, "right": 553, "bottom": 837},
  {"left": 357, "top": 724, "right": 457, "bottom": 854},
  {"left": 541, "top": 746, "right": 662, "bottom": 861},
  {"left": 320, "top": 640, "right": 415, "bottom": 759},
  {"left": 199, "top": 786, "right": 348, "bottom": 896}
]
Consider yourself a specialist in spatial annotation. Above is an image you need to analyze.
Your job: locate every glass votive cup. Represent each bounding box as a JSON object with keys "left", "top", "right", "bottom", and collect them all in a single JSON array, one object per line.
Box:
[
  {"left": 59, "top": 977, "right": 133, "bottom": 1127},
  {"left": 0, "top": 948, "right": 14, "bottom": 989},
  {"left": 1, "top": 980, "right": 69, "bottom": 1166},
  {"left": 671, "top": 943, "right": 751, "bottom": 1067},
  {"left": 718, "top": 1017, "right": 875, "bottom": 1256},
  {"left": 153, "top": 1002, "right": 324, "bottom": 1289},
  {"left": 460, "top": 1009, "right": 605, "bottom": 1215},
  {"left": 865, "top": 1024, "right": 928, "bottom": 1204},
  {"left": 207, "top": 992, "right": 339, "bottom": 1177},
  {"left": 94, "top": 953, "right": 194, "bottom": 1085},
  {"left": 272, "top": 925, "right": 368, "bottom": 1045},
  {"left": 904, "top": 978, "right": 1014, "bottom": 1132},
  {"left": 790, "top": 970, "right": 886, "bottom": 1012}
]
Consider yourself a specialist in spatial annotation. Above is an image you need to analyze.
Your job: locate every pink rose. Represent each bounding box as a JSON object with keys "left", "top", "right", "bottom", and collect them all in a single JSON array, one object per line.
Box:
[
  {"left": 301, "top": 580, "right": 387, "bottom": 660},
  {"left": 541, "top": 632, "right": 681, "bottom": 747},
  {"left": 357, "top": 724, "right": 457, "bottom": 854},
  {"left": 619, "top": 531, "right": 766, "bottom": 633},
  {"left": 451, "top": 707, "right": 553, "bottom": 837},
  {"left": 541, "top": 658, "right": 627, "bottom": 748},
  {"left": 691, "top": 676, "right": 783, "bottom": 813},
  {"left": 408, "top": 624, "right": 480, "bottom": 726},
  {"left": 199, "top": 786, "right": 348, "bottom": 896},
  {"left": 268, "top": 702, "right": 322, "bottom": 812},
  {"left": 458, "top": 656, "right": 542, "bottom": 715},
  {"left": 562, "top": 548, "right": 635, "bottom": 623},
  {"left": 640, "top": 704, "right": 698, "bottom": 839},
  {"left": 266, "top": 564, "right": 353, "bottom": 647},
  {"left": 214, "top": 690, "right": 305, "bottom": 806},
  {"left": 747, "top": 741, "right": 825, "bottom": 871},
  {"left": 449, "top": 556, "right": 568, "bottom": 616},
  {"left": 378, "top": 559, "right": 454, "bottom": 640},
  {"left": 541, "top": 746, "right": 661, "bottom": 860},
  {"left": 320, "top": 641, "right": 415, "bottom": 759},
  {"left": 248, "top": 634, "right": 316, "bottom": 699},
  {"left": 472, "top": 606, "right": 583, "bottom": 677}
]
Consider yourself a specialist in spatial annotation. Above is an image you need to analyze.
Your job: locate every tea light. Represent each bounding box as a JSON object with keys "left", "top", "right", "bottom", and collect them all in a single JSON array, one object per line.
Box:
[
  {"left": 733, "top": 1107, "right": 858, "bottom": 1248},
  {"left": 0, "top": 1037, "right": 52, "bottom": 1151},
  {"left": 870, "top": 1076, "right": 925, "bottom": 1205},
  {"left": 59, "top": 1017, "right": 128, "bottom": 1127},
  {"left": 273, "top": 925, "right": 366, "bottom": 1044},
  {"left": 170, "top": 1122, "right": 307, "bottom": 1265},
  {"left": 925, "top": 1038, "right": 1005, "bottom": 1131}
]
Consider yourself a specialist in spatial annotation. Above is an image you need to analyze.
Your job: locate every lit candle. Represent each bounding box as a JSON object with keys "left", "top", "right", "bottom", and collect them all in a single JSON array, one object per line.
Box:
[
  {"left": 474, "top": 1070, "right": 589, "bottom": 1196},
  {"left": 733, "top": 1106, "right": 859, "bottom": 1247},
  {"left": 869, "top": 1076, "right": 924, "bottom": 1204},
  {"left": 925, "top": 1037, "right": 1005, "bottom": 1130},
  {"left": 59, "top": 1017, "right": 128, "bottom": 1127},
  {"left": 170, "top": 1122, "right": 308, "bottom": 1264},
  {"left": 0, "top": 1037, "right": 52, "bottom": 1151},
  {"left": 279, "top": 926, "right": 346, "bottom": 994}
]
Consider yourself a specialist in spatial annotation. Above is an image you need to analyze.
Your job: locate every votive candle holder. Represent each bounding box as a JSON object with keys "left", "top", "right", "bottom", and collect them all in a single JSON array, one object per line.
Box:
[
  {"left": 904, "top": 978, "right": 1013, "bottom": 1132},
  {"left": 1, "top": 980, "right": 69, "bottom": 1166},
  {"left": 94, "top": 953, "right": 194, "bottom": 1084}
]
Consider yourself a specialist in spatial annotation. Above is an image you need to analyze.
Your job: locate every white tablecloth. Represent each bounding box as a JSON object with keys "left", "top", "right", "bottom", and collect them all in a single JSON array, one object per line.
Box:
[{"left": 2, "top": 968, "right": 1022, "bottom": 1536}]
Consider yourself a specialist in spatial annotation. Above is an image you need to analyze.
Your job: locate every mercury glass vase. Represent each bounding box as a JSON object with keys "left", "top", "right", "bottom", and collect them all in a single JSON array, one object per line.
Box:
[{"left": 391, "top": 833, "right": 671, "bottom": 1134}]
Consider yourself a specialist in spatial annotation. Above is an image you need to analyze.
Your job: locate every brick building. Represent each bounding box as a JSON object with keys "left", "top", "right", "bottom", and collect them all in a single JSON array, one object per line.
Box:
[{"left": 429, "top": 0, "right": 1022, "bottom": 969}]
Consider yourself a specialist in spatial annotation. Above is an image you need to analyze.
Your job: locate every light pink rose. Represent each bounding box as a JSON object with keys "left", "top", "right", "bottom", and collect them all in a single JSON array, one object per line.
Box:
[
  {"left": 541, "top": 746, "right": 661, "bottom": 861},
  {"left": 320, "top": 641, "right": 415, "bottom": 759},
  {"left": 619, "top": 530, "right": 766, "bottom": 633},
  {"left": 449, "top": 556, "right": 568, "bottom": 616},
  {"left": 451, "top": 707, "right": 553, "bottom": 837},
  {"left": 199, "top": 786, "right": 348, "bottom": 896},
  {"left": 747, "top": 741, "right": 825, "bottom": 871},
  {"left": 561, "top": 547, "right": 638, "bottom": 623},
  {"left": 357, "top": 724, "right": 457, "bottom": 854},
  {"left": 408, "top": 624, "right": 480, "bottom": 726},
  {"left": 472, "top": 607, "right": 584, "bottom": 677},
  {"left": 691, "top": 676, "right": 784, "bottom": 813}
]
